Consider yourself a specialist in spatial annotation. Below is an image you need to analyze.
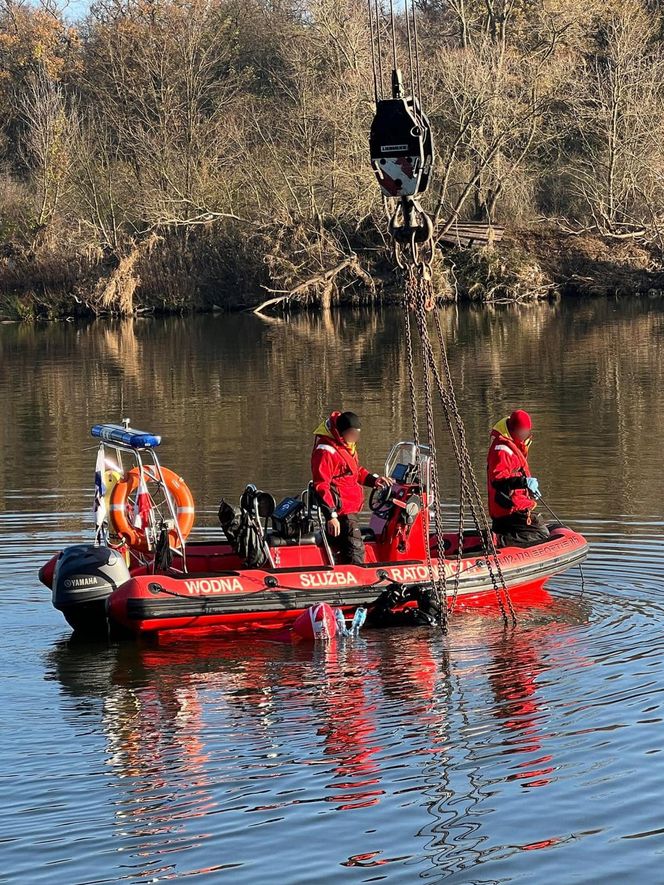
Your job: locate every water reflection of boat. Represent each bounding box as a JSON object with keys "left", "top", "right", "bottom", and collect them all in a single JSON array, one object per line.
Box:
[{"left": 46, "top": 596, "right": 592, "bottom": 828}]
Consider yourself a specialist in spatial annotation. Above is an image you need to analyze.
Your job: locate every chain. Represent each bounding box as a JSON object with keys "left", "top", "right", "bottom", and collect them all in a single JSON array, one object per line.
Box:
[
  {"left": 413, "top": 298, "right": 471, "bottom": 615},
  {"left": 405, "top": 267, "right": 449, "bottom": 630},
  {"left": 399, "top": 232, "right": 516, "bottom": 627},
  {"left": 366, "top": 0, "right": 516, "bottom": 629},
  {"left": 418, "top": 317, "right": 466, "bottom": 607},
  {"left": 420, "top": 319, "right": 512, "bottom": 624},
  {"left": 404, "top": 298, "right": 444, "bottom": 628},
  {"left": 391, "top": 192, "right": 516, "bottom": 627},
  {"left": 432, "top": 311, "right": 517, "bottom": 625}
]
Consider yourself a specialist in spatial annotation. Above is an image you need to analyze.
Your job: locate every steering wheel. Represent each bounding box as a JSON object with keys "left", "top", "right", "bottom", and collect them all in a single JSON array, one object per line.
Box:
[{"left": 369, "top": 483, "right": 393, "bottom": 514}]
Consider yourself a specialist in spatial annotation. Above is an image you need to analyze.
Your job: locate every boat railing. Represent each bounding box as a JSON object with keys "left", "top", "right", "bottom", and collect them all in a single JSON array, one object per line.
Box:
[{"left": 91, "top": 421, "right": 188, "bottom": 573}]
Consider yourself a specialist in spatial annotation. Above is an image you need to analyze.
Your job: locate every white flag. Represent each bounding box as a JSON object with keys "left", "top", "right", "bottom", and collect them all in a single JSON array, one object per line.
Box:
[{"left": 94, "top": 446, "right": 107, "bottom": 537}]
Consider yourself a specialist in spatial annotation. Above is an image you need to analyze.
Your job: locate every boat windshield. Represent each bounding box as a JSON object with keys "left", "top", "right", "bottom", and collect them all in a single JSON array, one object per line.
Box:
[{"left": 384, "top": 441, "right": 431, "bottom": 498}]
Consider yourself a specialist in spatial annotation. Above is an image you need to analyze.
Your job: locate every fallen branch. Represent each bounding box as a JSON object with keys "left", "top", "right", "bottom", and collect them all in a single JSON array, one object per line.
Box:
[
  {"left": 252, "top": 254, "right": 371, "bottom": 314},
  {"left": 150, "top": 211, "right": 250, "bottom": 228},
  {"left": 252, "top": 294, "right": 291, "bottom": 316},
  {"left": 603, "top": 229, "right": 648, "bottom": 240},
  {"left": 553, "top": 218, "right": 647, "bottom": 240}
]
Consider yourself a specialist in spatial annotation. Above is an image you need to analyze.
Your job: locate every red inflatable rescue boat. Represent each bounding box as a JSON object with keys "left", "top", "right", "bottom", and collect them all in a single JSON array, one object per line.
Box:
[{"left": 39, "top": 425, "right": 589, "bottom": 639}]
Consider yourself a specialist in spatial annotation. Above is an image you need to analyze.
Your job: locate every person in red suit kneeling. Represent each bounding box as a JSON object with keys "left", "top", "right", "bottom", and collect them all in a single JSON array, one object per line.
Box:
[{"left": 487, "top": 409, "right": 550, "bottom": 548}]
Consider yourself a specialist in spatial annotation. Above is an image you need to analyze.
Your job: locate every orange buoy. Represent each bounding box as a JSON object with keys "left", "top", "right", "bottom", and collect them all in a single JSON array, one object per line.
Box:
[{"left": 109, "top": 465, "right": 194, "bottom": 553}]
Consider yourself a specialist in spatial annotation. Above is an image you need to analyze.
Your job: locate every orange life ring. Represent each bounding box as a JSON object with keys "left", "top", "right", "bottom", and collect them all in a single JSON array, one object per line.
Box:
[{"left": 109, "top": 465, "right": 195, "bottom": 553}]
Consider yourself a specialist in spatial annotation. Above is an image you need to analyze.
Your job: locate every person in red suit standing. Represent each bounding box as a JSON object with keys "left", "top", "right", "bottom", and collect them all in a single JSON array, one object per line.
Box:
[
  {"left": 487, "top": 409, "right": 550, "bottom": 547},
  {"left": 311, "top": 411, "right": 390, "bottom": 564}
]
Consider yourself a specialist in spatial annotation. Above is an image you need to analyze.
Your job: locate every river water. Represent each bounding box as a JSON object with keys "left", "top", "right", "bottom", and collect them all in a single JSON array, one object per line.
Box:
[{"left": 1, "top": 299, "right": 663, "bottom": 883}]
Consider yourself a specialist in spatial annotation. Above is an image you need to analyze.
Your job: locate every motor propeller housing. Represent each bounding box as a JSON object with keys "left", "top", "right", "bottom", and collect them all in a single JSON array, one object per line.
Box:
[{"left": 52, "top": 544, "right": 130, "bottom": 635}]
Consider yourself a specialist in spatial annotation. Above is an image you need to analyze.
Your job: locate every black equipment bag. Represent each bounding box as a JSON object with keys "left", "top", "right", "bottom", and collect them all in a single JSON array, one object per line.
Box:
[
  {"left": 218, "top": 499, "right": 268, "bottom": 569},
  {"left": 272, "top": 496, "right": 305, "bottom": 540}
]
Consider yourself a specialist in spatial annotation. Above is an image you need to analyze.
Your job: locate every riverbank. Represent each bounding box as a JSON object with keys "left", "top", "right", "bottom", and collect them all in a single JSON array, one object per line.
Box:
[{"left": 2, "top": 223, "right": 663, "bottom": 320}]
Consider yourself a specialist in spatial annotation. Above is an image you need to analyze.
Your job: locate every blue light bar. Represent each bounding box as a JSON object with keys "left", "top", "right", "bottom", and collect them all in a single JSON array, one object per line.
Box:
[{"left": 91, "top": 424, "right": 162, "bottom": 449}]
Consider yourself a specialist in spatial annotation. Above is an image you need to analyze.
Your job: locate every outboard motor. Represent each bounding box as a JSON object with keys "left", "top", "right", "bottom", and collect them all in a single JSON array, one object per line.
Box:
[{"left": 52, "top": 544, "right": 131, "bottom": 635}]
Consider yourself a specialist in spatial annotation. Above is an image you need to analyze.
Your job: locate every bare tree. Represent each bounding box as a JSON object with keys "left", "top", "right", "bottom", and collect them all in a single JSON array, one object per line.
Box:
[
  {"left": 19, "top": 65, "right": 76, "bottom": 231},
  {"left": 428, "top": 33, "right": 567, "bottom": 230},
  {"left": 81, "top": 0, "right": 246, "bottom": 231},
  {"left": 567, "top": 1, "right": 664, "bottom": 238}
]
